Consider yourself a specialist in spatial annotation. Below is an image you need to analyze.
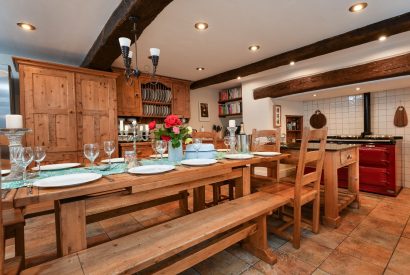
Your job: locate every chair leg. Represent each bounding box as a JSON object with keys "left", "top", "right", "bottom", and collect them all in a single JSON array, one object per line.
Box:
[
  {"left": 228, "top": 182, "right": 234, "bottom": 200},
  {"left": 212, "top": 184, "right": 220, "bottom": 206},
  {"left": 292, "top": 204, "right": 301, "bottom": 249},
  {"left": 312, "top": 193, "right": 320, "bottom": 234}
]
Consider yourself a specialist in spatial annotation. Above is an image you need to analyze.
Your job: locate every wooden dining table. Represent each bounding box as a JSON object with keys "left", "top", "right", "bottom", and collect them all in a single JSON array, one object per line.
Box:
[{"left": 8, "top": 155, "right": 289, "bottom": 257}]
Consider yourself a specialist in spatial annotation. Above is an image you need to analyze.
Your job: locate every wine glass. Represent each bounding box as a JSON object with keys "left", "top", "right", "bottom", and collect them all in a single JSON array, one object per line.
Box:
[
  {"left": 103, "top": 141, "right": 115, "bottom": 167},
  {"left": 33, "top": 146, "right": 46, "bottom": 176},
  {"left": 155, "top": 140, "right": 168, "bottom": 163},
  {"left": 223, "top": 136, "right": 230, "bottom": 152},
  {"left": 192, "top": 138, "right": 202, "bottom": 159},
  {"left": 16, "top": 147, "right": 34, "bottom": 194},
  {"left": 151, "top": 139, "right": 158, "bottom": 161},
  {"left": 84, "top": 144, "right": 99, "bottom": 168}
]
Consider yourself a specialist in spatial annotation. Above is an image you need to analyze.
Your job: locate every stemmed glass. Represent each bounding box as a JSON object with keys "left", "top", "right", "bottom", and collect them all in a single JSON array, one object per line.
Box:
[
  {"left": 16, "top": 147, "right": 34, "bottom": 194},
  {"left": 192, "top": 138, "right": 202, "bottom": 159},
  {"left": 223, "top": 136, "right": 230, "bottom": 152},
  {"left": 103, "top": 141, "right": 115, "bottom": 167},
  {"left": 84, "top": 144, "right": 99, "bottom": 168},
  {"left": 155, "top": 140, "right": 167, "bottom": 163},
  {"left": 151, "top": 139, "right": 158, "bottom": 161},
  {"left": 33, "top": 146, "right": 46, "bottom": 176}
]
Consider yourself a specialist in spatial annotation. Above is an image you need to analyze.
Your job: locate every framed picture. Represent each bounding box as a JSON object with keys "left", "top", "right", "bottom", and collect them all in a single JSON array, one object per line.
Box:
[
  {"left": 274, "top": 105, "right": 281, "bottom": 127},
  {"left": 199, "top": 102, "right": 210, "bottom": 122}
]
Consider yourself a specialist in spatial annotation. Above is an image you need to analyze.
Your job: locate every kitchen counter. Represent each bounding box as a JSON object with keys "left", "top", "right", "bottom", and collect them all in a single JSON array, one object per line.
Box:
[{"left": 282, "top": 143, "right": 360, "bottom": 152}]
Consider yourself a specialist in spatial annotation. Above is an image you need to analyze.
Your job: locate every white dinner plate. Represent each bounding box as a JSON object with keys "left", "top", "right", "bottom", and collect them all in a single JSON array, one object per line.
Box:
[
  {"left": 252, "top": 152, "right": 281, "bottom": 157},
  {"left": 1, "top": 169, "right": 10, "bottom": 175},
  {"left": 101, "top": 158, "right": 125, "bottom": 163},
  {"left": 33, "top": 173, "right": 102, "bottom": 188},
  {"left": 181, "top": 159, "right": 217, "bottom": 166},
  {"left": 224, "top": 154, "right": 254, "bottom": 160},
  {"left": 128, "top": 165, "right": 175, "bottom": 175},
  {"left": 217, "top": 149, "right": 229, "bottom": 152},
  {"left": 149, "top": 154, "right": 168, "bottom": 158},
  {"left": 32, "top": 163, "right": 81, "bottom": 171}
]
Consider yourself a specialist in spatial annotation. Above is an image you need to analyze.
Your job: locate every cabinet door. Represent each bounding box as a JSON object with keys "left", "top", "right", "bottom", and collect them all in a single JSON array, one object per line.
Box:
[
  {"left": 172, "top": 81, "right": 190, "bottom": 118},
  {"left": 75, "top": 73, "right": 118, "bottom": 160},
  {"left": 21, "top": 65, "right": 78, "bottom": 163},
  {"left": 116, "top": 76, "right": 142, "bottom": 116}
]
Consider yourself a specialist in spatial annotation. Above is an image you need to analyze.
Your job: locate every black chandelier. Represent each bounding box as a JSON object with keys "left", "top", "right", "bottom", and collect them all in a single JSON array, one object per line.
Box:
[{"left": 119, "top": 16, "right": 160, "bottom": 84}]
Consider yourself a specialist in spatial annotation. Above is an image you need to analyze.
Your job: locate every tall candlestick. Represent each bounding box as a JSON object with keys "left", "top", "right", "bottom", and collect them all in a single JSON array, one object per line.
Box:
[{"left": 5, "top": 115, "right": 23, "bottom": 128}]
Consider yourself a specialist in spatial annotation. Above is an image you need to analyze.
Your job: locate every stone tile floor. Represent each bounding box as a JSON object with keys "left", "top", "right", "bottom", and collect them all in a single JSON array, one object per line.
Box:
[{"left": 5, "top": 187, "right": 410, "bottom": 274}]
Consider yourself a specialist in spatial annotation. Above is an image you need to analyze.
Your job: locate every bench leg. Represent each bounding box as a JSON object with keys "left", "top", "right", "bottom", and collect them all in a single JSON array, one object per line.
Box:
[
  {"left": 55, "top": 199, "right": 87, "bottom": 257},
  {"left": 242, "top": 215, "right": 277, "bottom": 265}
]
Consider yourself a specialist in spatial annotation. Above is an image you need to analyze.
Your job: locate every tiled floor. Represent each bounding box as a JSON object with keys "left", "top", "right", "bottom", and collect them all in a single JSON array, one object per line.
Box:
[{"left": 5, "top": 187, "right": 410, "bottom": 274}]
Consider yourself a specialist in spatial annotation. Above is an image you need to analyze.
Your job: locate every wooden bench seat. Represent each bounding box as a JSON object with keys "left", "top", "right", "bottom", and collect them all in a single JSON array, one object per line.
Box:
[{"left": 22, "top": 192, "right": 290, "bottom": 275}]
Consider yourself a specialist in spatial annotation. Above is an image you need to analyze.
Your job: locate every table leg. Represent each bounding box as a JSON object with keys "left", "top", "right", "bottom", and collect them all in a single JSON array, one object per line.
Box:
[
  {"left": 55, "top": 199, "right": 87, "bottom": 257},
  {"left": 193, "top": 186, "right": 205, "bottom": 212},
  {"left": 235, "top": 166, "right": 251, "bottom": 198},
  {"left": 323, "top": 153, "right": 341, "bottom": 228},
  {"left": 348, "top": 147, "right": 360, "bottom": 209},
  {"left": 242, "top": 215, "right": 277, "bottom": 265}
]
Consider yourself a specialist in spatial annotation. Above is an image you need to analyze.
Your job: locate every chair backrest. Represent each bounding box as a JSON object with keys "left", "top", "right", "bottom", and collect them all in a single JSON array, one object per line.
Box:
[
  {"left": 294, "top": 127, "right": 327, "bottom": 201},
  {"left": 192, "top": 131, "right": 218, "bottom": 146},
  {"left": 251, "top": 128, "right": 281, "bottom": 152}
]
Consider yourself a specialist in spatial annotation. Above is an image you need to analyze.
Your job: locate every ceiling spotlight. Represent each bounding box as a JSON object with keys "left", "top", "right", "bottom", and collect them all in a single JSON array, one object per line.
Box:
[
  {"left": 290, "top": 61, "right": 295, "bottom": 66},
  {"left": 349, "top": 2, "right": 368, "bottom": 12},
  {"left": 194, "top": 22, "right": 208, "bottom": 31},
  {"left": 356, "top": 87, "right": 361, "bottom": 91},
  {"left": 248, "top": 45, "right": 260, "bottom": 52},
  {"left": 237, "top": 76, "right": 241, "bottom": 80},
  {"left": 196, "top": 67, "right": 205, "bottom": 71},
  {"left": 17, "top": 22, "right": 36, "bottom": 31},
  {"left": 313, "top": 94, "right": 317, "bottom": 97},
  {"left": 378, "top": 35, "right": 387, "bottom": 41}
]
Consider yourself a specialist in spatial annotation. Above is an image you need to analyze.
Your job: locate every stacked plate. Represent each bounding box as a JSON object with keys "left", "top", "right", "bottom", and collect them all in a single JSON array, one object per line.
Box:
[
  {"left": 142, "top": 88, "right": 172, "bottom": 103},
  {"left": 143, "top": 104, "right": 171, "bottom": 117}
]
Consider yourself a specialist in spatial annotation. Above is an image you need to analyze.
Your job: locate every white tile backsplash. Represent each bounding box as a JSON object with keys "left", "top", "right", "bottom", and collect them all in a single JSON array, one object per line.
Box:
[{"left": 303, "top": 88, "right": 410, "bottom": 188}]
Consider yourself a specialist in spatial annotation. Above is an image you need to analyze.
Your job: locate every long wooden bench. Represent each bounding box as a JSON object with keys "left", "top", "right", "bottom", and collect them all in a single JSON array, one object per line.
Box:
[{"left": 22, "top": 191, "right": 290, "bottom": 274}]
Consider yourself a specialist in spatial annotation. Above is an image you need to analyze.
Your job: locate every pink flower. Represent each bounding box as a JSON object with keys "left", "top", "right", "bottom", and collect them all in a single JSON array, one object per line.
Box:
[{"left": 172, "top": 126, "right": 180, "bottom": 134}]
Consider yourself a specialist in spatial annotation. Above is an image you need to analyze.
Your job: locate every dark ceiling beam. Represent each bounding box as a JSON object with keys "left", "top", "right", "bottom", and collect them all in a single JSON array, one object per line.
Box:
[
  {"left": 81, "top": 0, "right": 173, "bottom": 70},
  {"left": 253, "top": 52, "right": 410, "bottom": 99},
  {"left": 190, "top": 12, "right": 410, "bottom": 90}
]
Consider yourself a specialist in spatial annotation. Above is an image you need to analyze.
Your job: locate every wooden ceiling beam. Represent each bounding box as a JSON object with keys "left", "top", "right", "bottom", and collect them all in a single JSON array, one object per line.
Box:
[
  {"left": 190, "top": 12, "right": 410, "bottom": 90},
  {"left": 81, "top": 0, "right": 173, "bottom": 70},
  {"left": 253, "top": 52, "right": 410, "bottom": 99}
]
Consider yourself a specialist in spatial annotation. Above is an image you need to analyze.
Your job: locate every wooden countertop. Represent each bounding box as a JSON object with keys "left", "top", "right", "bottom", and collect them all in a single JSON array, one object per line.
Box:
[{"left": 282, "top": 143, "right": 360, "bottom": 152}]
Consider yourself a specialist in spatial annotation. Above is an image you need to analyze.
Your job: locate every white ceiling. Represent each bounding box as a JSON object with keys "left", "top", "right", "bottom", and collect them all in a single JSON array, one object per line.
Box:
[
  {"left": 0, "top": 0, "right": 121, "bottom": 65},
  {"left": 113, "top": 0, "right": 410, "bottom": 81}
]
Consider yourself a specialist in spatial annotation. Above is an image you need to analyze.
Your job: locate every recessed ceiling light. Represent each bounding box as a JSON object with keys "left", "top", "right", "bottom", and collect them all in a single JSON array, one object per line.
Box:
[
  {"left": 237, "top": 76, "right": 241, "bottom": 80},
  {"left": 290, "top": 61, "right": 295, "bottom": 66},
  {"left": 378, "top": 35, "right": 387, "bottom": 41},
  {"left": 349, "top": 2, "right": 368, "bottom": 13},
  {"left": 17, "top": 22, "right": 36, "bottom": 31},
  {"left": 196, "top": 67, "right": 205, "bottom": 71},
  {"left": 313, "top": 94, "right": 317, "bottom": 97},
  {"left": 248, "top": 45, "right": 260, "bottom": 52},
  {"left": 194, "top": 22, "right": 208, "bottom": 31},
  {"left": 356, "top": 87, "right": 361, "bottom": 91}
]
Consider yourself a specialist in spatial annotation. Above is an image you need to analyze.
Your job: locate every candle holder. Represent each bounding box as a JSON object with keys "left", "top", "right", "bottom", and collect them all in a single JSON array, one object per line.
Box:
[
  {"left": 227, "top": 126, "right": 237, "bottom": 154},
  {"left": 0, "top": 128, "right": 32, "bottom": 181},
  {"left": 131, "top": 123, "right": 140, "bottom": 166}
]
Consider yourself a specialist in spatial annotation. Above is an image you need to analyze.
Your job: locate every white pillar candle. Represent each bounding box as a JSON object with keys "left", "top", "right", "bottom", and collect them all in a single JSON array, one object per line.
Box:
[
  {"left": 144, "top": 124, "right": 149, "bottom": 131},
  {"left": 5, "top": 115, "right": 23, "bottom": 129},
  {"left": 119, "top": 120, "right": 124, "bottom": 131},
  {"left": 124, "top": 125, "right": 129, "bottom": 132},
  {"left": 228, "top": 120, "right": 236, "bottom": 128},
  {"left": 139, "top": 125, "right": 143, "bottom": 131}
]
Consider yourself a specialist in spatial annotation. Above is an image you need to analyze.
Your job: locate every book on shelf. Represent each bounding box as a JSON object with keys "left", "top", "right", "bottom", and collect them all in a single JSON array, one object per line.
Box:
[
  {"left": 219, "top": 87, "right": 242, "bottom": 102},
  {"left": 218, "top": 101, "right": 242, "bottom": 116}
]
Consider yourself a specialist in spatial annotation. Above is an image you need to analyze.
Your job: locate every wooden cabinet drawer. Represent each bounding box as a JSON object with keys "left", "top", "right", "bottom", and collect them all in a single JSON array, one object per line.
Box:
[
  {"left": 119, "top": 143, "right": 153, "bottom": 158},
  {"left": 340, "top": 148, "right": 357, "bottom": 166}
]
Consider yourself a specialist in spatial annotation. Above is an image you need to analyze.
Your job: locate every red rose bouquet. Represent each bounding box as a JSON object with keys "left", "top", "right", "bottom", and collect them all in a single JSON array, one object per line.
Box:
[{"left": 149, "top": 114, "right": 192, "bottom": 148}]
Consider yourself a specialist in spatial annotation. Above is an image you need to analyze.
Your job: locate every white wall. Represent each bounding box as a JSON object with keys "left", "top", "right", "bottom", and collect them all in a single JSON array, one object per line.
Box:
[
  {"left": 189, "top": 87, "right": 222, "bottom": 131},
  {"left": 303, "top": 88, "right": 410, "bottom": 187}
]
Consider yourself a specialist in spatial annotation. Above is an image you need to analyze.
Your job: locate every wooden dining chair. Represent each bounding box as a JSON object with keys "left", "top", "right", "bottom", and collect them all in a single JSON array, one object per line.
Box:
[
  {"left": 191, "top": 131, "right": 234, "bottom": 205},
  {"left": 258, "top": 127, "right": 327, "bottom": 249},
  {"left": 250, "top": 128, "right": 281, "bottom": 189}
]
